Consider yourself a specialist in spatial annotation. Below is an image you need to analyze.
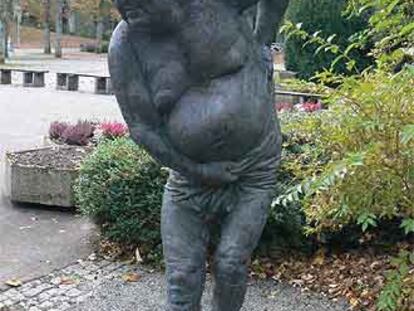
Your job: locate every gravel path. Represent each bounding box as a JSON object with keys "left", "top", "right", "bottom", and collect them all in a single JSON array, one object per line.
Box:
[
  {"left": 0, "top": 256, "right": 349, "bottom": 311},
  {"left": 76, "top": 272, "right": 349, "bottom": 311}
]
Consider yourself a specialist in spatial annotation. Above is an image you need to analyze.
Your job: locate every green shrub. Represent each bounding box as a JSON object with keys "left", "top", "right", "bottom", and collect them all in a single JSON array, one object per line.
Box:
[
  {"left": 74, "top": 138, "right": 168, "bottom": 259},
  {"left": 80, "top": 43, "right": 98, "bottom": 53},
  {"left": 79, "top": 41, "right": 109, "bottom": 54},
  {"left": 276, "top": 70, "right": 414, "bottom": 237},
  {"left": 279, "top": 2, "right": 414, "bottom": 307},
  {"left": 377, "top": 251, "right": 414, "bottom": 311},
  {"left": 98, "top": 41, "right": 109, "bottom": 54}
]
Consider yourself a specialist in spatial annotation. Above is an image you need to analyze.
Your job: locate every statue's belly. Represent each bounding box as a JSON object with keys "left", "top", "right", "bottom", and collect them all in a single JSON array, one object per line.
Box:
[{"left": 166, "top": 64, "right": 272, "bottom": 162}]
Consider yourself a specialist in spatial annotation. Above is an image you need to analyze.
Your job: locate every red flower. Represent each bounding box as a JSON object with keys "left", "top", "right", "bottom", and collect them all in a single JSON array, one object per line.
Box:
[
  {"left": 100, "top": 121, "right": 129, "bottom": 138},
  {"left": 276, "top": 102, "right": 294, "bottom": 112}
]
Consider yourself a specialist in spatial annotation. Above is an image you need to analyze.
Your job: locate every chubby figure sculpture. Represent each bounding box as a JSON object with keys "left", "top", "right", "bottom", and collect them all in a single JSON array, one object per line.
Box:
[{"left": 109, "top": 0, "right": 289, "bottom": 310}]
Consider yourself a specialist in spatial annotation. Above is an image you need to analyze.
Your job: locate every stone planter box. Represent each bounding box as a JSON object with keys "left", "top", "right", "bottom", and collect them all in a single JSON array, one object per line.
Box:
[{"left": 5, "top": 146, "right": 91, "bottom": 208}]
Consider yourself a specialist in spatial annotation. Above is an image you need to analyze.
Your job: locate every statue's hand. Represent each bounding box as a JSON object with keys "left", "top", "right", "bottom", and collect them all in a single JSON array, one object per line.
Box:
[{"left": 194, "top": 162, "right": 238, "bottom": 186}]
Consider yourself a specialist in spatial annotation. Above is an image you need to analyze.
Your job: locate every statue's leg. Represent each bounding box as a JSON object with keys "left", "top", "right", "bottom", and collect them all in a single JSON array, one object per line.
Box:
[
  {"left": 161, "top": 185, "right": 210, "bottom": 311},
  {"left": 211, "top": 186, "right": 273, "bottom": 311}
]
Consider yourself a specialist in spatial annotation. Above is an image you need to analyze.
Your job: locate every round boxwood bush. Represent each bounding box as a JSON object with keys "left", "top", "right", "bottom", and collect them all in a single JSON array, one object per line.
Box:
[{"left": 74, "top": 138, "right": 168, "bottom": 258}]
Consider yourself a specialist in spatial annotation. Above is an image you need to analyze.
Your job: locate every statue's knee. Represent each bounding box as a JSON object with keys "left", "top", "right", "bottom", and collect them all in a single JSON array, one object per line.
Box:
[
  {"left": 167, "top": 264, "right": 201, "bottom": 288},
  {"left": 214, "top": 256, "right": 247, "bottom": 284}
]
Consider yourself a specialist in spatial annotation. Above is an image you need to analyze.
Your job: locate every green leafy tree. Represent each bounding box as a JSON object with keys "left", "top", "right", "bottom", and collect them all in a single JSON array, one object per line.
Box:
[
  {"left": 71, "top": 0, "right": 117, "bottom": 52},
  {"left": 346, "top": 0, "right": 414, "bottom": 71},
  {"left": 284, "top": 0, "right": 373, "bottom": 79}
]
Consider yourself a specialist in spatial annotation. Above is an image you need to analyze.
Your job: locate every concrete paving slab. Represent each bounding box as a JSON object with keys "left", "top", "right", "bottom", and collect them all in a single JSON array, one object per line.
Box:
[{"left": 0, "top": 60, "right": 123, "bottom": 289}]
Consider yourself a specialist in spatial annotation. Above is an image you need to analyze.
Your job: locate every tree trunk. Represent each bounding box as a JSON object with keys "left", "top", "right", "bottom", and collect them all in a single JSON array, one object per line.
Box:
[
  {"left": 43, "top": 0, "right": 51, "bottom": 54},
  {"left": 96, "top": 18, "right": 104, "bottom": 53},
  {"left": 54, "top": 0, "right": 63, "bottom": 58},
  {"left": 0, "top": 21, "right": 5, "bottom": 64},
  {"left": 16, "top": 14, "right": 21, "bottom": 47},
  {"left": 68, "top": 11, "right": 77, "bottom": 35},
  {"left": 4, "top": 23, "right": 9, "bottom": 58}
]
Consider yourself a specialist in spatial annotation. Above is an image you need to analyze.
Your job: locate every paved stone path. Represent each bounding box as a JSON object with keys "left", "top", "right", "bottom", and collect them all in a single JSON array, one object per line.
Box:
[
  {"left": 0, "top": 256, "right": 349, "bottom": 311},
  {"left": 0, "top": 256, "right": 124, "bottom": 311}
]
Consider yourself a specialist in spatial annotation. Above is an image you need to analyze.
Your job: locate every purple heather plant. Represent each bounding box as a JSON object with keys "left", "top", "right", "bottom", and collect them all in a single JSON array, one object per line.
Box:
[
  {"left": 61, "top": 120, "right": 95, "bottom": 146},
  {"left": 49, "top": 121, "right": 69, "bottom": 141}
]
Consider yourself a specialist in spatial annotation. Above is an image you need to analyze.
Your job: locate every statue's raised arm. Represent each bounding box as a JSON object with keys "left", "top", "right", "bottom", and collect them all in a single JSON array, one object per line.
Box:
[
  {"left": 230, "top": 0, "right": 290, "bottom": 45},
  {"left": 254, "top": 0, "right": 290, "bottom": 44}
]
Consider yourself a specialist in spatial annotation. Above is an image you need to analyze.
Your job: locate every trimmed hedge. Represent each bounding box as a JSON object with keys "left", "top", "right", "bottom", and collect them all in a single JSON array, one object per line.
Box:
[{"left": 74, "top": 138, "right": 168, "bottom": 259}]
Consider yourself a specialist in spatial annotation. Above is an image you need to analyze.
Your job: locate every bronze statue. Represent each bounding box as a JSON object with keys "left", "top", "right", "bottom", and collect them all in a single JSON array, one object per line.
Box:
[{"left": 109, "top": 0, "right": 289, "bottom": 310}]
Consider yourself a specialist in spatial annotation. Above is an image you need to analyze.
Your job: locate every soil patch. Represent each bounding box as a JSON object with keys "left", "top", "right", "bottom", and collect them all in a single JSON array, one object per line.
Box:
[
  {"left": 7, "top": 146, "right": 93, "bottom": 170},
  {"left": 254, "top": 241, "right": 414, "bottom": 311}
]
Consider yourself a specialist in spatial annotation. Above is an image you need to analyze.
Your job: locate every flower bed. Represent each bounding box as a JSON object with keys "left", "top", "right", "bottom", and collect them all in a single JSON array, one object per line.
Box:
[
  {"left": 275, "top": 101, "right": 324, "bottom": 113},
  {"left": 48, "top": 120, "right": 129, "bottom": 146},
  {"left": 5, "top": 146, "right": 92, "bottom": 207},
  {"left": 4, "top": 120, "right": 129, "bottom": 208}
]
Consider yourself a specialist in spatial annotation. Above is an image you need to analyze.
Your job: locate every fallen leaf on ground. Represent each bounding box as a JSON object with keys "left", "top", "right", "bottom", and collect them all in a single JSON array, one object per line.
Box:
[
  {"left": 312, "top": 248, "right": 326, "bottom": 266},
  {"left": 252, "top": 241, "right": 413, "bottom": 311},
  {"left": 5, "top": 278, "right": 22, "bottom": 287},
  {"left": 59, "top": 276, "right": 79, "bottom": 285},
  {"left": 135, "top": 247, "right": 143, "bottom": 264},
  {"left": 122, "top": 272, "right": 141, "bottom": 283},
  {"left": 19, "top": 226, "right": 32, "bottom": 230},
  {"left": 99, "top": 239, "right": 123, "bottom": 259}
]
